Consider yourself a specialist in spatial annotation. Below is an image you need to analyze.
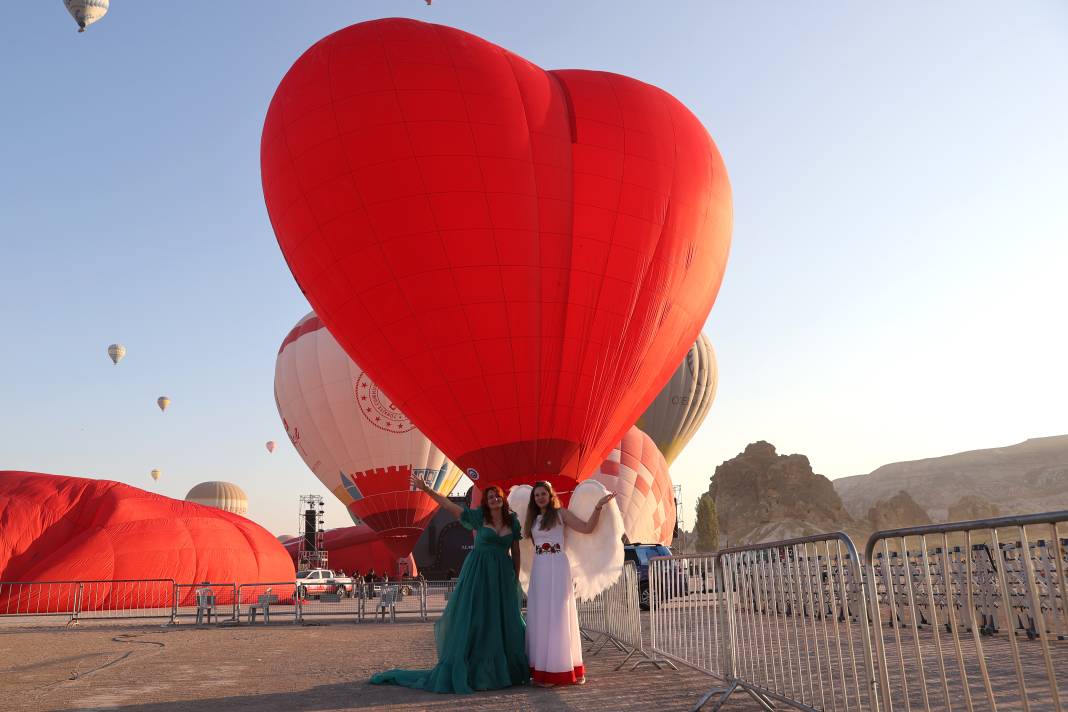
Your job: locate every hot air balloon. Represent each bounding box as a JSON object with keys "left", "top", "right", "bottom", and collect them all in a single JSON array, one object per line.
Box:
[
  {"left": 635, "top": 333, "right": 717, "bottom": 464},
  {"left": 581, "top": 426, "right": 675, "bottom": 545},
  {"left": 63, "top": 0, "right": 109, "bottom": 33},
  {"left": 107, "top": 343, "right": 125, "bottom": 365},
  {"left": 0, "top": 471, "right": 293, "bottom": 611},
  {"left": 261, "top": 19, "right": 732, "bottom": 499},
  {"left": 150, "top": 469, "right": 162, "bottom": 482},
  {"left": 274, "top": 312, "right": 463, "bottom": 557},
  {"left": 265, "top": 441, "right": 276, "bottom": 453},
  {"left": 185, "top": 481, "right": 249, "bottom": 516},
  {"left": 157, "top": 396, "right": 171, "bottom": 413}
]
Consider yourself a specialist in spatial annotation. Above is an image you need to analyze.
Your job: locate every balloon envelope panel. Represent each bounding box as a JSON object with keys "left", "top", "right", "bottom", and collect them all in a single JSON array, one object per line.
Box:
[
  {"left": 274, "top": 312, "right": 461, "bottom": 557},
  {"left": 184, "top": 481, "right": 249, "bottom": 516},
  {"left": 0, "top": 471, "right": 294, "bottom": 610},
  {"left": 635, "top": 333, "right": 718, "bottom": 463},
  {"left": 582, "top": 427, "right": 676, "bottom": 545},
  {"left": 261, "top": 18, "right": 732, "bottom": 497}
]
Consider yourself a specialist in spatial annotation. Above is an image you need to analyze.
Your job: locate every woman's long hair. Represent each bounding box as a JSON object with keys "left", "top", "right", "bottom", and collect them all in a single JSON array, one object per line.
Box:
[
  {"left": 479, "top": 485, "right": 513, "bottom": 529},
  {"left": 524, "top": 481, "right": 562, "bottom": 538}
]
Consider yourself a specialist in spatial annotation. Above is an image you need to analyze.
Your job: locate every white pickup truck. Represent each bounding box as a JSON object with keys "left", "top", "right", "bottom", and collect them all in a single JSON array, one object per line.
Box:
[{"left": 295, "top": 569, "right": 357, "bottom": 598}]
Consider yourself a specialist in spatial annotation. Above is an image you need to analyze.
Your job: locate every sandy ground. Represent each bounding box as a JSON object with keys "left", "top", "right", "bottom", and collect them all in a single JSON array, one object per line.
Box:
[{"left": 0, "top": 619, "right": 758, "bottom": 712}]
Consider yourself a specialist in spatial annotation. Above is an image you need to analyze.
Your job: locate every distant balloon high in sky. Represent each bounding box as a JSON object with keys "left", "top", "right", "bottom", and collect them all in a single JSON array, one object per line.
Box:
[
  {"left": 107, "top": 343, "right": 125, "bottom": 365},
  {"left": 150, "top": 468, "right": 161, "bottom": 482},
  {"left": 265, "top": 440, "right": 276, "bottom": 453},
  {"left": 63, "top": 0, "right": 108, "bottom": 33},
  {"left": 635, "top": 333, "right": 718, "bottom": 464},
  {"left": 274, "top": 312, "right": 463, "bottom": 557},
  {"left": 185, "top": 481, "right": 249, "bottom": 516},
  {"left": 157, "top": 396, "right": 171, "bottom": 413},
  {"left": 582, "top": 426, "right": 676, "bottom": 546},
  {"left": 261, "top": 19, "right": 733, "bottom": 497}
]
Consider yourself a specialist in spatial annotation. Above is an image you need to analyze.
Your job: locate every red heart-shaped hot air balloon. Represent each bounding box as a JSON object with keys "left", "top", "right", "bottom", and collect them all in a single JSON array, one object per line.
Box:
[{"left": 261, "top": 19, "right": 732, "bottom": 496}]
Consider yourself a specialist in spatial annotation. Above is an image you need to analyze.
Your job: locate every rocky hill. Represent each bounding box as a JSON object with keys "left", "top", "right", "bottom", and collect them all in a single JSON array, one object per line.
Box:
[
  {"left": 866, "top": 490, "right": 931, "bottom": 532},
  {"left": 833, "top": 435, "right": 1068, "bottom": 522},
  {"left": 707, "top": 441, "right": 863, "bottom": 546}
]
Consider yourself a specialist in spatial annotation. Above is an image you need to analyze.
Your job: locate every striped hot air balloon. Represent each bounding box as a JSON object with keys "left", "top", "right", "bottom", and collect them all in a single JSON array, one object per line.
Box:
[
  {"left": 581, "top": 426, "right": 675, "bottom": 546},
  {"left": 274, "top": 312, "right": 462, "bottom": 558},
  {"left": 63, "top": 0, "right": 109, "bottom": 33},
  {"left": 107, "top": 344, "right": 126, "bottom": 365},
  {"left": 635, "top": 333, "right": 718, "bottom": 464},
  {"left": 157, "top": 396, "right": 171, "bottom": 413},
  {"left": 185, "top": 481, "right": 248, "bottom": 516}
]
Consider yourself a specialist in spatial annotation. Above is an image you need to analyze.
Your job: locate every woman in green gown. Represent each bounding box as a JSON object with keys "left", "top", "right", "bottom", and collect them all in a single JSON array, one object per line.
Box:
[{"left": 369, "top": 475, "right": 530, "bottom": 693}]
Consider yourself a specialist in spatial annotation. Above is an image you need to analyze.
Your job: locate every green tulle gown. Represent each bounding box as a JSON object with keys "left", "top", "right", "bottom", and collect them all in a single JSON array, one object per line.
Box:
[{"left": 369, "top": 507, "right": 530, "bottom": 693}]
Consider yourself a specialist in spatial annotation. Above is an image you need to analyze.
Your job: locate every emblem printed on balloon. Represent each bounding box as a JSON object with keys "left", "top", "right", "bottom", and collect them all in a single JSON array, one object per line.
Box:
[
  {"left": 355, "top": 373, "right": 414, "bottom": 433},
  {"left": 275, "top": 312, "right": 462, "bottom": 555}
]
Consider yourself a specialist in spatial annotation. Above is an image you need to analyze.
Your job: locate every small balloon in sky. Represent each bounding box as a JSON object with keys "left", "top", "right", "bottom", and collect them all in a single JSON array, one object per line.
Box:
[
  {"left": 150, "top": 469, "right": 162, "bottom": 482},
  {"left": 265, "top": 440, "right": 276, "bottom": 454},
  {"left": 63, "top": 0, "right": 109, "bottom": 33},
  {"left": 157, "top": 396, "right": 171, "bottom": 413},
  {"left": 107, "top": 344, "right": 126, "bottom": 365}
]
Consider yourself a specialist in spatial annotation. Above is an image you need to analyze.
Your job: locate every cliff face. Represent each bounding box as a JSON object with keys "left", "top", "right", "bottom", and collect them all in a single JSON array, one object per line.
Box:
[
  {"left": 709, "top": 441, "right": 858, "bottom": 546},
  {"left": 833, "top": 435, "right": 1068, "bottom": 521}
]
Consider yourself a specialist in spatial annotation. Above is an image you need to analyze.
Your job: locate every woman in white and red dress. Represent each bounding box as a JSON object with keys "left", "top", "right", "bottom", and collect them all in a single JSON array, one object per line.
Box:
[{"left": 522, "top": 480, "right": 615, "bottom": 687}]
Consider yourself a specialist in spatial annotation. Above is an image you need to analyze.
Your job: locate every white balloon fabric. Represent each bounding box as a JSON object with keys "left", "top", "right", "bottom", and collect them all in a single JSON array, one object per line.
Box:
[
  {"left": 107, "top": 343, "right": 126, "bottom": 365},
  {"left": 582, "top": 426, "right": 676, "bottom": 546},
  {"left": 274, "top": 312, "right": 462, "bottom": 556},
  {"left": 635, "top": 332, "right": 717, "bottom": 464},
  {"left": 185, "top": 481, "right": 248, "bottom": 516},
  {"left": 63, "top": 0, "right": 109, "bottom": 32},
  {"left": 508, "top": 479, "right": 624, "bottom": 602}
]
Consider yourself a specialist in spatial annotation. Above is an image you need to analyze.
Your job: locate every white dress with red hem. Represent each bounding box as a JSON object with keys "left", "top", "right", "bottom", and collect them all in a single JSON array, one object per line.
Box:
[{"left": 525, "top": 514, "right": 585, "bottom": 685}]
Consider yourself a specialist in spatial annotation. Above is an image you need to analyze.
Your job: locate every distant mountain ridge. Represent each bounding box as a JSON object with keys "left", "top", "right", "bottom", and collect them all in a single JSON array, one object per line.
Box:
[{"left": 833, "top": 435, "right": 1068, "bottom": 522}]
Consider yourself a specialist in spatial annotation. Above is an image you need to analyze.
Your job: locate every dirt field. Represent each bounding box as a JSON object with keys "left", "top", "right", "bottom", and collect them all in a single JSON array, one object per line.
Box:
[{"left": 0, "top": 619, "right": 758, "bottom": 712}]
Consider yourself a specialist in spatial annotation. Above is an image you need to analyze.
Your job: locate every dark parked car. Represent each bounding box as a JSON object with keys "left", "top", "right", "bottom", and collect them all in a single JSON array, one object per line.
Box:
[{"left": 624, "top": 543, "right": 687, "bottom": 610}]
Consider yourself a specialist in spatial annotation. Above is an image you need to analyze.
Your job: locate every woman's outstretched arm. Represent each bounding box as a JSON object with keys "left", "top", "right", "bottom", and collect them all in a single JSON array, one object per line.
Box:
[
  {"left": 409, "top": 473, "right": 463, "bottom": 519},
  {"left": 560, "top": 493, "right": 615, "bottom": 534}
]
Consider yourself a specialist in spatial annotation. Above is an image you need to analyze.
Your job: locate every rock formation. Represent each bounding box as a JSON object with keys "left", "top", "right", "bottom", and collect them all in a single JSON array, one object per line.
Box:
[
  {"left": 866, "top": 490, "right": 932, "bottom": 532},
  {"left": 947, "top": 494, "right": 1000, "bottom": 522},
  {"left": 708, "top": 441, "right": 859, "bottom": 545}
]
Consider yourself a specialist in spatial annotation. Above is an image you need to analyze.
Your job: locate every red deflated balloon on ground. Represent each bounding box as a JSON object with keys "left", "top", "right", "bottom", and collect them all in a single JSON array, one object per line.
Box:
[
  {"left": 282, "top": 526, "right": 417, "bottom": 579},
  {"left": 261, "top": 19, "right": 732, "bottom": 496},
  {"left": 0, "top": 472, "right": 294, "bottom": 610}
]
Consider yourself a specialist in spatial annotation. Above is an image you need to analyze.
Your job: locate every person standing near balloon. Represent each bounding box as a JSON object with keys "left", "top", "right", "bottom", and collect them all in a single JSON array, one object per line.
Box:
[
  {"left": 370, "top": 475, "right": 529, "bottom": 693},
  {"left": 519, "top": 481, "right": 614, "bottom": 686}
]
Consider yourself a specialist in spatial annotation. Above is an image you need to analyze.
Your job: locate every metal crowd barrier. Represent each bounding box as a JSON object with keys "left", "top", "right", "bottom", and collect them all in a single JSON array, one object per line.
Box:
[
  {"left": 577, "top": 561, "right": 671, "bottom": 671},
  {"left": 651, "top": 533, "right": 879, "bottom": 712},
  {"left": 421, "top": 580, "right": 457, "bottom": 615},
  {"left": 0, "top": 577, "right": 443, "bottom": 627},
  {"left": 0, "top": 579, "right": 176, "bottom": 625},
  {"left": 173, "top": 583, "right": 238, "bottom": 624},
  {"left": 648, "top": 553, "right": 730, "bottom": 683},
  {"left": 235, "top": 582, "right": 298, "bottom": 624},
  {"left": 866, "top": 512, "right": 1068, "bottom": 712},
  {"left": 298, "top": 579, "right": 426, "bottom": 622}
]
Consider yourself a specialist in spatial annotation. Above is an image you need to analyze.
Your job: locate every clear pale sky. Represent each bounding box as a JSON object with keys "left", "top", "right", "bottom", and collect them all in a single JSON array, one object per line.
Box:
[{"left": 1, "top": 1, "right": 1065, "bottom": 536}]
